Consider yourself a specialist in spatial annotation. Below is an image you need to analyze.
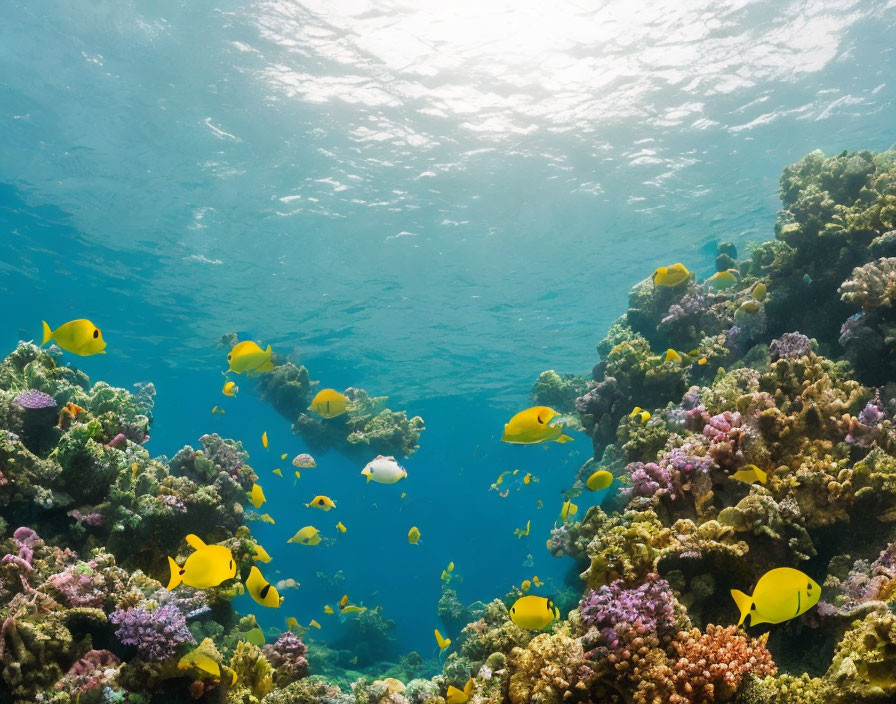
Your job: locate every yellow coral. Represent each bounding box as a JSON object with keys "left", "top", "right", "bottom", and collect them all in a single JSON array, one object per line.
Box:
[{"left": 229, "top": 640, "right": 274, "bottom": 699}]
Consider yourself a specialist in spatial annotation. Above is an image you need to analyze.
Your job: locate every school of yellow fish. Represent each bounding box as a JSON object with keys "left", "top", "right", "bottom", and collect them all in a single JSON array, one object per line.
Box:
[{"left": 40, "top": 261, "right": 818, "bottom": 668}]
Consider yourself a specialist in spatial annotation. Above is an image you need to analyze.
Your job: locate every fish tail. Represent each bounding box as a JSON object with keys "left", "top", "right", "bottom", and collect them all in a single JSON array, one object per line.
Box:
[
  {"left": 556, "top": 433, "right": 574, "bottom": 443},
  {"left": 756, "top": 467, "right": 768, "bottom": 484},
  {"left": 730, "top": 589, "right": 753, "bottom": 626},
  {"left": 167, "top": 556, "right": 183, "bottom": 590},
  {"left": 41, "top": 321, "right": 53, "bottom": 346}
]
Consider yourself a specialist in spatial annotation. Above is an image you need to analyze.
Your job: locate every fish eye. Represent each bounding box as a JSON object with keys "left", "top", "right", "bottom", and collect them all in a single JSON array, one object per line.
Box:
[
  {"left": 227, "top": 354, "right": 232, "bottom": 361},
  {"left": 807, "top": 582, "right": 812, "bottom": 591},
  {"left": 93, "top": 329, "right": 99, "bottom": 339}
]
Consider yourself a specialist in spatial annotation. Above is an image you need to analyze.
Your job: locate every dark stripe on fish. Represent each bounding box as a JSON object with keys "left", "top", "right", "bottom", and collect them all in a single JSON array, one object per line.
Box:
[
  {"left": 795, "top": 591, "right": 801, "bottom": 616},
  {"left": 260, "top": 584, "right": 271, "bottom": 599}
]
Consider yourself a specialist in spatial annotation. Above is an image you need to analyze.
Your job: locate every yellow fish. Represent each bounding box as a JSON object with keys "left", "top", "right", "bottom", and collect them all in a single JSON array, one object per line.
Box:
[
  {"left": 211, "top": 405, "right": 225, "bottom": 415},
  {"left": 434, "top": 628, "right": 452, "bottom": 651},
  {"left": 244, "top": 627, "right": 265, "bottom": 646},
  {"left": 651, "top": 263, "right": 690, "bottom": 287},
  {"left": 521, "top": 579, "right": 531, "bottom": 593},
  {"left": 258, "top": 513, "right": 275, "bottom": 525},
  {"left": 222, "top": 380, "right": 238, "bottom": 397},
  {"left": 401, "top": 492, "right": 407, "bottom": 500},
  {"left": 532, "top": 575, "right": 543, "bottom": 587},
  {"left": 178, "top": 648, "right": 220, "bottom": 678},
  {"left": 586, "top": 469, "right": 613, "bottom": 491},
  {"left": 408, "top": 526, "right": 421, "bottom": 545},
  {"left": 308, "top": 389, "right": 349, "bottom": 419},
  {"left": 281, "top": 453, "right": 288, "bottom": 460},
  {"left": 309, "top": 619, "right": 322, "bottom": 630},
  {"left": 737, "top": 299, "right": 762, "bottom": 315},
  {"left": 663, "top": 349, "right": 682, "bottom": 365},
  {"left": 272, "top": 468, "right": 283, "bottom": 477},
  {"left": 306, "top": 495, "right": 336, "bottom": 511},
  {"left": 339, "top": 595, "right": 349, "bottom": 608},
  {"left": 167, "top": 534, "right": 236, "bottom": 590},
  {"left": 730, "top": 464, "right": 768, "bottom": 485},
  {"left": 64, "top": 402, "right": 85, "bottom": 418},
  {"left": 509, "top": 595, "right": 560, "bottom": 630},
  {"left": 294, "top": 471, "right": 301, "bottom": 484},
  {"left": 698, "top": 356, "right": 708, "bottom": 365},
  {"left": 336, "top": 521, "right": 347, "bottom": 533},
  {"left": 441, "top": 561, "right": 455, "bottom": 582},
  {"left": 514, "top": 520, "right": 531, "bottom": 539},
  {"left": 537, "top": 499, "right": 543, "bottom": 509},
  {"left": 731, "top": 568, "right": 820, "bottom": 626},
  {"left": 629, "top": 407, "right": 651, "bottom": 423},
  {"left": 706, "top": 269, "right": 739, "bottom": 290},
  {"left": 251, "top": 543, "right": 272, "bottom": 563},
  {"left": 324, "top": 605, "right": 335, "bottom": 615},
  {"left": 288, "top": 526, "right": 321, "bottom": 546},
  {"left": 446, "top": 678, "right": 474, "bottom": 704},
  {"left": 340, "top": 605, "right": 366, "bottom": 615},
  {"left": 286, "top": 616, "right": 300, "bottom": 632},
  {"left": 246, "top": 566, "right": 282, "bottom": 608},
  {"left": 41, "top": 319, "right": 106, "bottom": 356},
  {"left": 227, "top": 340, "right": 274, "bottom": 376},
  {"left": 560, "top": 499, "right": 578, "bottom": 522},
  {"left": 262, "top": 431, "right": 269, "bottom": 448},
  {"left": 501, "top": 406, "right": 573, "bottom": 445},
  {"left": 248, "top": 484, "right": 266, "bottom": 509},
  {"left": 130, "top": 462, "right": 139, "bottom": 482},
  {"left": 751, "top": 281, "right": 768, "bottom": 301}
]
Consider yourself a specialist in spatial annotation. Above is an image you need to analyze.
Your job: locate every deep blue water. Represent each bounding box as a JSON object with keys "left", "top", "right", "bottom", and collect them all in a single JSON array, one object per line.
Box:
[{"left": 2, "top": 0, "right": 896, "bottom": 658}]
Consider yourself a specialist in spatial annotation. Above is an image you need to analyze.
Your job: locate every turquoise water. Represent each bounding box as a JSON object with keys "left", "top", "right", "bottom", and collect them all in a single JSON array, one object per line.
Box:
[{"left": 2, "top": 0, "right": 896, "bottom": 659}]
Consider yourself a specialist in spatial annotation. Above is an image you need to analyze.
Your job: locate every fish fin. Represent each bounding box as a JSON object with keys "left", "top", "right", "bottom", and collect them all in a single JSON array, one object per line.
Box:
[
  {"left": 730, "top": 589, "right": 753, "bottom": 626},
  {"left": 97, "top": 350, "right": 106, "bottom": 355},
  {"left": 185, "top": 534, "right": 206, "bottom": 550},
  {"left": 556, "top": 433, "right": 574, "bottom": 443},
  {"left": 366, "top": 474, "right": 371, "bottom": 483},
  {"left": 756, "top": 467, "right": 768, "bottom": 484},
  {"left": 41, "top": 321, "right": 53, "bottom": 346},
  {"left": 167, "top": 556, "right": 183, "bottom": 590}
]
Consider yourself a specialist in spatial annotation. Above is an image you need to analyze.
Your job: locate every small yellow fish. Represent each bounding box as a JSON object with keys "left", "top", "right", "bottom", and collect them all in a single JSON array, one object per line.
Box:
[
  {"left": 251, "top": 543, "right": 273, "bottom": 563},
  {"left": 509, "top": 595, "right": 560, "bottom": 630},
  {"left": 288, "top": 526, "right": 321, "bottom": 546},
  {"left": 178, "top": 647, "right": 221, "bottom": 678},
  {"left": 41, "top": 319, "right": 106, "bottom": 356},
  {"left": 306, "top": 495, "right": 336, "bottom": 511},
  {"left": 408, "top": 526, "right": 421, "bottom": 545},
  {"left": 64, "top": 402, "right": 85, "bottom": 417},
  {"left": 663, "top": 349, "right": 682, "bottom": 365},
  {"left": 244, "top": 627, "right": 265, "bottom": 646},
  {"left": 262, "top": 431, "right": 269, "bottom": 449},
  {"left": 501, "top": 406, "right": 573, "bottom": 445},
  {"left": 514, "top": 520, "right": 531, "bottom": 539},
  {"left": 730, "top": 464, "right": 768, "bottom": 485},
  {"left": 258, "top": 513, "right": 275, "bottom": 525},
  {"left": 446, "top": 678, "right": 474, "bottom": 704},
  {"left": 434, "top": 628, "right": 452, "bottom": 651},
  {"left": 731, "top": 568, "right": 820, "bottom": 626},
  {"left": 441, "top": 561, "right": 455, "bottom": 582},
  {"left": 248, "top": 484, "right": 266, "bottom": 509},
  {"left": 130, "top": 462, "right": 139, "bottom": 481},
  {"left": 706, "top": 269, "right": 739, "bottom": 290},
  {"left": 167, "top": 535, "right": 236, "bottom": 590},
  {"left": 737, "top": 299, "right": 762, "bottom": 315},
  {"left": 536, "top": 499, "right": 543, "bottom": 509},
  {"left": 336, "top": 521, "right": 347, "bottom": 533},
  {"left": 400, "top": 492, "right": 407, "bottom": 500},
  {"left": 246, "top": 566, "right": 282, "bottom": 608},
  {"left": 308, "top": 389, "right": 349, "bottom": 419},
  {"left": 560, "top": 499, "right": 578, "bottom": 522},
  {"left": 227, "top": 340, "right": 274, "bottom": 376},
  {"left": 286, "top": 616, "right": 300, "bottom": 632},
  {"left": 340, "top": 605, "right": 366, "bottom": 615},
  {"left": 211, "top": 405, "right": 226, "bottom": 415},
  {"left": 323, "top": 605, "right": 335, "bottom": 615},
  {"left": 521, "top": 579, "right": 531, "bottom": 593},
  {"left": 532, "top": 575, "right": 543, "bottom": 587},
  {"left": 309, "top": 619, "right": 322, "bottom": 630},
  {"left": 222, "top": 380, "right": 238, "bottom": 397},
  {"left": 272, "top": 468, "right": 283, "bottom": 477},
  {"left": 698, "top": 356, "right": 708, "bottom": 365},
  {"left": 629, "top": 407, "right": 651, "bottom": 423},
  {"left": 586, "top": 469, "right": 613, "bottom": 491},
  {"left": 294, "top": 471, "right": 301, "bottom": 484},
  {"left": 281, "top": 453, "right": 288, "bottom": 460},
  {"left": 339, "top": 595, "right": 349, "bottom": 608},
  {"left": 751, "top": 281, "right": 768, "bottom": 301},
  {"left": 652, "top": 263, "right": 690, "bottom": 287}
]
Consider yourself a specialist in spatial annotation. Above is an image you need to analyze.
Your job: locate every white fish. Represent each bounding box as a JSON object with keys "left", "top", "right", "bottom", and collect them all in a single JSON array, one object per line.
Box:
[{"left": 361, "top": 455, "right": 408, "bottom": 484}]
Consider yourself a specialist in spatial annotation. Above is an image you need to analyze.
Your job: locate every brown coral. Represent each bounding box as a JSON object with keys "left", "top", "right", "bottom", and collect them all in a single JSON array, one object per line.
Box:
[{"left": 507, "top": 632, "right": 595, "bottom": 704}]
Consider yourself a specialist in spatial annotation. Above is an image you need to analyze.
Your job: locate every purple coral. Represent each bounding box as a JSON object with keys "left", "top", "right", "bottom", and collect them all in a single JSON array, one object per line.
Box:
[
  {"left": 56, "top": 649, "right": 120, "bottom": 695},
  {"left": 13, "top": 389, "right": 57, "bottom": 409},
  {"left": 46, "top": 563, "right": 106, "bottom": 608},
  {"left": 846, "top": 396, "right": 887, "bottom": 448},
  {"left": 68, "top": 509, "right": 105, "bottom": 527},
  {"left": 263, "top": 631, "right": 310, "bottom": 685},
  {"left": 769, "top": 332, "right": 812, "bottom": 361},
  {"left": 626, "top": 447, "right": 716, "bottom": 505},
  {"left": 702, "top": 411, "right": 748, "bottom": 469},
  {"left": 109, "top": 604, "right": 195, "bottom": 661},
  {"left": 817, "top": 541, "right": 896, "bottom": 616},
  {"left": 2, "top": 527, "right": 40, "bottom": 585},
  {"left": 579, "top": 574, "right": 679, "bottom": 664}
]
